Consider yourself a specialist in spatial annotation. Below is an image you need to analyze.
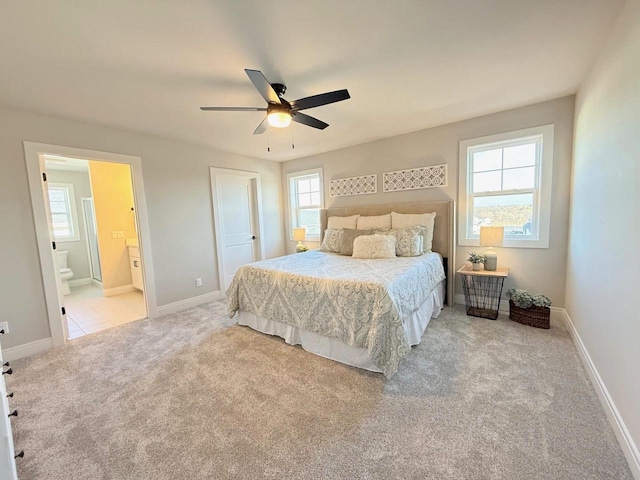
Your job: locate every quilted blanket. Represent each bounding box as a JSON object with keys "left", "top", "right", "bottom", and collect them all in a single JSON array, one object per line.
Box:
[{"left": 227, "top": 250, "right": 445, "bottom": 377}]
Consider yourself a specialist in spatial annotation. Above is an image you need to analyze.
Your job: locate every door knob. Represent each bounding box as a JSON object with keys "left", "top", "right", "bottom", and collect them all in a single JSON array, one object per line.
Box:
[
  {"left": 6, "top": 392, "right": 13, "bottom": 398},
  {"left": 2, "top": 368, "right": 12, "bottom": 375},
  {"left": 251, "top": 235, "right": 256, "bottom": 240},
  {"left": 2, "top": 361, "right": 8, "bottom": 367},
  {"left": 14, "top": 450, "right": 24, "bottom": 459},
  {"left": 8, "top": 409, "right": 18, "bottom": 417}
]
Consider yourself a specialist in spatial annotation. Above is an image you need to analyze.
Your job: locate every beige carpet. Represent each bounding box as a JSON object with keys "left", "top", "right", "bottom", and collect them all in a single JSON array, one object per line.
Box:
[{"left": 7, "top": 303, "right": 632, "bottom": 479}]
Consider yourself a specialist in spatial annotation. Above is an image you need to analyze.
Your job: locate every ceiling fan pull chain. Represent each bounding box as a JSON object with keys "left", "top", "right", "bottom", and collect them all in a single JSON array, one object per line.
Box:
[
  {"left": 291, "top": 123, "right": 295, "bottom": 150},
  {"left": 267, "top": 129, "right": 271, "bottom": 153}
]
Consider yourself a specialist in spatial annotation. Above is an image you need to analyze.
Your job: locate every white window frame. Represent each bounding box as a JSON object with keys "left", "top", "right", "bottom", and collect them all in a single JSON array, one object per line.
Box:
[
  {"left": 458, "top": 124, "right": 554, "bottom": 248},
  {"left": 48, "top": 182, "right": 81, "bottom": 242},
  {"left": 287, "top": 168, "right": 324, "bottom": 241}
]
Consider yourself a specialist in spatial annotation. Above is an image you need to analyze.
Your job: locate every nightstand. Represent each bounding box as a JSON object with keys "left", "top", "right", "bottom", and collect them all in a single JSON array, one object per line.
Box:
[{"left": 457, "top": 265, "right": 509, "bottom": 320}]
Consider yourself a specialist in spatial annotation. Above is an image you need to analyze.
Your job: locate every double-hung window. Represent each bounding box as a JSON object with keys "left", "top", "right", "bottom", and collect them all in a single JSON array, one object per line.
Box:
[
  {"left": 458, "top": 125, "right": 554, "bottom": 248},
  {"left": 48, "top": 183, "right": 81, "bottom": 242},
  {"left": 287, "top": 168, "right": 324, "bottom": 241}
]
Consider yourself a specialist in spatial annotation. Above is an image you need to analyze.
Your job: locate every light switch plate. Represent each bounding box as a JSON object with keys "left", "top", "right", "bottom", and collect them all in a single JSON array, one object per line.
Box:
[
  {"left": 112, "top": 231, "right": 125, "bottom": 239},
  {"left": 196, "top": 278, "right": 203, "bottom": 287},
  {"left": 0, "top": 321, "right": 8, "bottom": 334}
]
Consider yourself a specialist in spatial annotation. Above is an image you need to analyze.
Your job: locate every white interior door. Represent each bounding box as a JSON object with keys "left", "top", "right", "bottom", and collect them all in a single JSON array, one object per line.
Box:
[
  {"left": 212, "top": 171, "right": 262, "bottom": 292},
  {"left": 41, "top": 166, "right": 69, "bottom": 341}
]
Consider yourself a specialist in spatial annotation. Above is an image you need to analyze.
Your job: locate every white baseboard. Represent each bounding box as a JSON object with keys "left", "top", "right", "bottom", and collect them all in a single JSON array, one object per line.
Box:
[
  {"left": 91, "top": 279, "right": 103, "bottom": 288},
  {"left": 68, "top": 277, "right": 92, "bottom": 287},
  {"left": 103, "top": 284, "right": 135, "bottom": 297},
  {"left": 3, "top": 337, "right": 53, "bottom": 361},
  {"left": 559, "top": 308, "right": 640, "bottom": 479},
  {"left": 154, "top": 291, "right": 222, "bottom": 317}
]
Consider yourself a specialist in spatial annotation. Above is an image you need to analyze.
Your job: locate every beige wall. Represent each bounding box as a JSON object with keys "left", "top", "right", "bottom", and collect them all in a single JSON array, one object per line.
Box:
[
  {"left": 566, "top": 0, "right": 640, "bottom": 472},
  {"left": 0, "top": 106, "right": 284, "bottom": 350},
  {"left": 45, "top": 169, "right": 92, "bottom": 279},
  {"left": 88, "top": 161, "right": 136, "bottom": 291},
  {"left": 282, "top": 96, "right": 574, "bottom": 306}
]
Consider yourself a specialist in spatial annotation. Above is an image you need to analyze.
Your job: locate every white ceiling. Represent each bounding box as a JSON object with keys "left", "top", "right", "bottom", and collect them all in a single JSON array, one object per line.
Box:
[{"left": 0, "top": 1, "right": 623, "bottom": 161}]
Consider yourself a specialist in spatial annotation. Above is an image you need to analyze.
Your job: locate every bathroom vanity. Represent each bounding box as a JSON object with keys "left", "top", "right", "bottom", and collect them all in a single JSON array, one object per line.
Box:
[{"left": 126, "top": 238, "right": 144, "bottom": 292}]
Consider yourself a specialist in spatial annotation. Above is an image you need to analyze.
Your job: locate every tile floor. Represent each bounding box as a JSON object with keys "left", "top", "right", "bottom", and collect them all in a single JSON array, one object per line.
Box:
[{"left": 65, "top": 284, "right": 146, "bottom": 339}]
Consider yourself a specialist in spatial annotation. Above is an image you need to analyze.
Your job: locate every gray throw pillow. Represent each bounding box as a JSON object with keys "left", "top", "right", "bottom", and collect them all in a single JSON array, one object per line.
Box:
[{"left": 340, "top": 228, "right": 373, "bottom": 256}]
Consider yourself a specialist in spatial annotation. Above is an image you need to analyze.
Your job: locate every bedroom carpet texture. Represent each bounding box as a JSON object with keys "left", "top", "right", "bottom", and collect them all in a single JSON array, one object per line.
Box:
[{"left": 7, "top": 302, "right": 632, "bottom": 480}]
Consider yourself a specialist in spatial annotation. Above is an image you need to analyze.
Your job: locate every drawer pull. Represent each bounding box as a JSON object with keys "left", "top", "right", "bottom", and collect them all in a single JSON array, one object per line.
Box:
[
  {"left": 14, "top": 450, "right": 24, "bottom": 459},
  {"left": 8, "top": 409, "right": 18, "bottom": 417},
  {"left": 2, "top": 368, "right": 12, "bottom": 375},
  {"left": 6, "top": 392, "right": 13, "bottom": 398}
]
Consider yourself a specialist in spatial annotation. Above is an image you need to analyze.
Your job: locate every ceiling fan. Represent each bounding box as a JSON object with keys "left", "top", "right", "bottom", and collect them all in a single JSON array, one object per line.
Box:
[{"left": 200, "top": 69, "right": 350, "bottom": 135}]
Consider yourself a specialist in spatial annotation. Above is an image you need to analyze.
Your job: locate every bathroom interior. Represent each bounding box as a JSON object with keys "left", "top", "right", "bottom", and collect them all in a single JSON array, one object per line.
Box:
[{"left": 44, "top": 155, "right": 147, "bottom": 339}]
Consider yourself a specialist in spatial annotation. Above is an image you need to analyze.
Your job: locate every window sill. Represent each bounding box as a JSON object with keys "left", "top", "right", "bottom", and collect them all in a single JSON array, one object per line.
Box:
[{"left": 459, "top": 237, "right": 549, "bottom": 249}]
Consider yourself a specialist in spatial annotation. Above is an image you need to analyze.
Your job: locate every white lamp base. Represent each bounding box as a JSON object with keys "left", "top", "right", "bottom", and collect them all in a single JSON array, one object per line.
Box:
[
  {"left": 296, "top": 241, "right": 307, "bottom": 252},
  {"left": 484, "top": 248, "right": 498, "bottom": 271}
]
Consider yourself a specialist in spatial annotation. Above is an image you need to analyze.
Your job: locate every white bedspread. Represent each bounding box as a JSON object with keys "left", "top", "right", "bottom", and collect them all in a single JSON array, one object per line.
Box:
[{"left": 227, "top": 250, "right": 445, "bottom": 377}]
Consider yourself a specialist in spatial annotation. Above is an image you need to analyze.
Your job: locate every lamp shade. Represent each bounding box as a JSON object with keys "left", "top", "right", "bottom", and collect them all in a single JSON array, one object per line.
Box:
[
  {"left": 480, "top": 226, "right": 504, "bottom": 247},
  {"left": 292, "top": 228, "right": 306, "bottom": 242}
]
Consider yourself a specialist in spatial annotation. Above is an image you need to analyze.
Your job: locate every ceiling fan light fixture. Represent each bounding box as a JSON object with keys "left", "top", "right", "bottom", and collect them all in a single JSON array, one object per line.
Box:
[{"left": 267, "top": 111, "right": 291, "bottom": 128}]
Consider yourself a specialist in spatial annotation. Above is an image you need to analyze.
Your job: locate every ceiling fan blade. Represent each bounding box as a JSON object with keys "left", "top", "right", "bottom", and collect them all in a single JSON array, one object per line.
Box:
[
  {"left": 200, "top": 106, "right": 267, "bottom": 111},
  {"left": 253, "top": 117, "right": 268, "bottom": 135},
  {"left": 245, "top": 69, "right": 282, "bottom": 104},
  {"left": 290, "top": 89, "right": 350, "bottom": 111},
  {"left": 292, "top": 112, "right": 329, "bottom": 130}
]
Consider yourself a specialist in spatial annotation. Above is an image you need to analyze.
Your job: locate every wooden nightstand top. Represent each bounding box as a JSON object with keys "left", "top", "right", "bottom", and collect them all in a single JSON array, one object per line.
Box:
[{"left": 457, "top": 265, "right": 509, "bottom": 277}]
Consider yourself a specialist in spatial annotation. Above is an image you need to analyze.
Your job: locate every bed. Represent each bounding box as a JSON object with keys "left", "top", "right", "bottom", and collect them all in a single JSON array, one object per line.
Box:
[{"left": 227, "top": 201, "right": 455, "bottom": 377}]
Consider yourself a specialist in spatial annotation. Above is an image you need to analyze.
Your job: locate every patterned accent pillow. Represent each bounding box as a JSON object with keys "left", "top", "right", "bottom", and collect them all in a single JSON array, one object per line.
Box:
[
  {"left": 390, "top": 212, "right": 436, "bottom": 252},
  {"left": 327, "top": 215, "right": 359, "bottom": 229},
  {"left": 356, "top": 214, "right": 391, "bottom": 230},
  {"left": 352, "top": 234, "right": 397, "bottom": 259},
  {"left": 319, "top": 229, "right": 343, "bottom": 253},
  {"left": 373, "top": 227, "right": 422, "bottom": 257},
  {"left": 340, "top": 228, "right": 373, "bottom": 256}
]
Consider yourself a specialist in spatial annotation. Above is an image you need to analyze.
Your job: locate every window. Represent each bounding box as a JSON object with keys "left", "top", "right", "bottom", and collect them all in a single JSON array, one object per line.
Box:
[
  {"left": 48, "top": 183, "right": 80, "bottom": 242},
  {"left": 287, "top": 168, "right": 324, "bottom": 241},
  {"left": 458, "top": 125, "right": 554, "bottom": 248}
]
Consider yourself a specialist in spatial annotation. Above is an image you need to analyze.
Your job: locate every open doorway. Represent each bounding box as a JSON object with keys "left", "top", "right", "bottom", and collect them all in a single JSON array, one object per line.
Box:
[
  {"left": 43, "top": 156, "right": 147, "bottom": 338},
  {"left": 24, "top": 142, "right": 157, "bottom": 348}
]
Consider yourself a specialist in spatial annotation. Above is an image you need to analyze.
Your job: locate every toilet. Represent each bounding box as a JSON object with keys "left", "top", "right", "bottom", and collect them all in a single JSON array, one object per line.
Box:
[{"left": 56, "top": 250, "right": 74, "bottom": 296}]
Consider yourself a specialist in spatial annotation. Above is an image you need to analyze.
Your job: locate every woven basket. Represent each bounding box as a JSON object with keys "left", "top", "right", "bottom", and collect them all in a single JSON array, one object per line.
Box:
[{"left": 509, "top": 300, "right": 550, "bottom": 329}]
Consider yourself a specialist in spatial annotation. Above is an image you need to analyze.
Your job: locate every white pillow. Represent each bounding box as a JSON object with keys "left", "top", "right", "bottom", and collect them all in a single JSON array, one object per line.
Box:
[
  {"left": 352, "top": 234, "right": 397, "bottom": 259},
  {"left": 327, "top": 215, "right": 359, "bottom": 229},
  {"left": 319, "top": 229, "right": 343, "bottom": 253},
  {"left": 372, "top": 227, "right": 423, "bottom": 257},
  {"left": 356, "top": 214, "right": 392, "bottom": 230},
  {"left": 391, "top": 212, "right": 436, "bottom": 252}
]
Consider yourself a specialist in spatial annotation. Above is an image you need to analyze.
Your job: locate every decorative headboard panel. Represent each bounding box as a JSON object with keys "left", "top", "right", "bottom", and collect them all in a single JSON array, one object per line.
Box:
[{"left": 320, "top": 201, "right": 455, "bottom": 306}]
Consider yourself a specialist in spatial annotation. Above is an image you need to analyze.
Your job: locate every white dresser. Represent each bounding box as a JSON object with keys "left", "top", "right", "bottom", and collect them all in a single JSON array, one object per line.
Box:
[{"left": 0, "top": 333, "right": 18, "bottom": 480}]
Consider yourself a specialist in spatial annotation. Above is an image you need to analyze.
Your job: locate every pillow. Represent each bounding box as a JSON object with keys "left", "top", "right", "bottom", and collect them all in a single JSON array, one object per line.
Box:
[
  {"left": 373, "top": 227, "right": 422, "bottom": 257},
  {"left": 391, "top": 212, "right": 436, "bottom": 252},
  {"left": 340, "top": 228, "right": 373, "bottom": 256},
  {"left": 356, "top": 214, "right": 391, "bottom": 230},
  {"left": 319, "top": 228, "right": 343, "bottom": 253},
  {"left": 327, "top": 215, "right": 359, "bottom": 229},
  {"left": 352, "top": 234, "right": 397, "bottom": 259}
]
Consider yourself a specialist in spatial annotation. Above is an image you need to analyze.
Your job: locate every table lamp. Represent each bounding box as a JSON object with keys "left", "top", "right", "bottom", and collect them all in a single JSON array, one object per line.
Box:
[
  {"left": 293, "top": 227, "right": 307, "bottom": 252},
  {"left": 480, "top": 226, "right": 504, "bottom": 271}
]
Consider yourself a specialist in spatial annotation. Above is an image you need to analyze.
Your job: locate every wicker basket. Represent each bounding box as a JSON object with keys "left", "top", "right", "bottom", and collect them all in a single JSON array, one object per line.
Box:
[{"left": 509, "top": 300, "right": 550, "bottom": 329}]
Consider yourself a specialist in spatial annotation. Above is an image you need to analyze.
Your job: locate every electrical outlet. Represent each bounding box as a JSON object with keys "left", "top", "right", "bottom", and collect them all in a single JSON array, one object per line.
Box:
[
  {"left": 0, "top": 322, "right": 8, "bottom": 334},
  {"left": 195, "top": 278, "right": 203, "bottom": 287},
  {"left": 112, "top": 231, "right": 124, "bottom": 239}
]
